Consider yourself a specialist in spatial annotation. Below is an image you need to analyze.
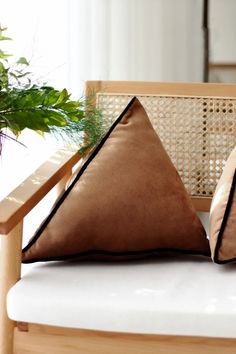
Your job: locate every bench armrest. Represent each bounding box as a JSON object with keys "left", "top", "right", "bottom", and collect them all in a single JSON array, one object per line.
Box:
[
  {"left": 0, "top": 149, "right": 81, "bottom": 235},
  {"left": 0, "top": 148, "right": 80, "bottom": 352}
]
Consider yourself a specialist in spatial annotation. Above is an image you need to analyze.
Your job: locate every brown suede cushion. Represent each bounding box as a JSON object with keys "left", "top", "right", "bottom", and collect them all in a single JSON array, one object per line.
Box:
[
  {"left": 209, "top": 146, "right": 236, "bottom": 263},
  {"left": 22, "top": 97, "right": 209, "bottom": 263}
]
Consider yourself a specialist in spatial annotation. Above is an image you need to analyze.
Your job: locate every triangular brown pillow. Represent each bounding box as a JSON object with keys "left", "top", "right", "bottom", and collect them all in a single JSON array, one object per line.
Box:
[{"left": 22, "top": 98, "right": 209, "bottom": 263}]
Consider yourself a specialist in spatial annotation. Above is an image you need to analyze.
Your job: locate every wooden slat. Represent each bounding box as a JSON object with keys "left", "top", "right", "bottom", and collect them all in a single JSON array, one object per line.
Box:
[
  {"left": 0, "top": 149, "right": 81, "bottom": 235},
  {"left": 209, "top": 62, "right": 236, "bottom": 69},
  {"left": 14, "top": 323, "right": 236, "bottom": 354},
  {"left": 86, "top": 80, "right": 236, "bottom": 99}
]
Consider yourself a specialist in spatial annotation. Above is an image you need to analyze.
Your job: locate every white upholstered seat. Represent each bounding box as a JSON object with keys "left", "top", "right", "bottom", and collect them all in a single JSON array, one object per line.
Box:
[
  {"left": 10, "top": 213, "right": 235, "bottom": 339},
  {"left": 7, "top": 253, "right": 236, "bottom": 339}
]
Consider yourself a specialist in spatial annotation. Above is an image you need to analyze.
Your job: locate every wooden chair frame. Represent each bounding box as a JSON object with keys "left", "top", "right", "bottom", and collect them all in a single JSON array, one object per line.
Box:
[{"left": 1, "top": 80, "right": 236, "bottom": 354}]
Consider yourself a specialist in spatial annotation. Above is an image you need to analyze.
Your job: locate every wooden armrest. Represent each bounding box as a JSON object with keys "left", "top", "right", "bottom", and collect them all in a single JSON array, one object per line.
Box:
[{"left": 0, "top": 149, "right": 81, "bottom": 235}]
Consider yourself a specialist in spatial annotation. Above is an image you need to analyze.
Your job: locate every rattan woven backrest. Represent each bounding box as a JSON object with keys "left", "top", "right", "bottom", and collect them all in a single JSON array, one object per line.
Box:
[{"left": 97, "top": 92, "right": 236, "bottom": 199}]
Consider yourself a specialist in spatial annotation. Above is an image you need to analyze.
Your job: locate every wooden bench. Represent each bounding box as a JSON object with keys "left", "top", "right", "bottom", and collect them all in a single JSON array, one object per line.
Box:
[{"left": 1, "top": 80, "right": 236, "bottom": 354}]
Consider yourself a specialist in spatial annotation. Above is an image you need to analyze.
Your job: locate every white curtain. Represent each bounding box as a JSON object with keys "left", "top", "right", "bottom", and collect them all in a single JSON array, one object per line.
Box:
[
  {"left": 0, "top": 0, "right": 204, "bottom": 251},
  {"left": 0, "top": 0, "right": 204, "bottom": 196},
  {"left": 1, "top": 0, "right": 203, "bottom": 97},
  {"left": 67, "top": 0, "right": 203, "bottom": 96}
]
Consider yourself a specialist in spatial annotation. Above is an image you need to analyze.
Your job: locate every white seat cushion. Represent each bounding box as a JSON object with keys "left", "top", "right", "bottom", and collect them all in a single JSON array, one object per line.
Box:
[{"left": 7, "top": 254, "right": 236, "bottom": 338}]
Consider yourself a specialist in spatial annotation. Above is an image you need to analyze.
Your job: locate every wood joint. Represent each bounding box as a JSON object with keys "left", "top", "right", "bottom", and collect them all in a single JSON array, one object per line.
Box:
[{"left": 16, "top": 321, "right": 29, "bottom": 332}]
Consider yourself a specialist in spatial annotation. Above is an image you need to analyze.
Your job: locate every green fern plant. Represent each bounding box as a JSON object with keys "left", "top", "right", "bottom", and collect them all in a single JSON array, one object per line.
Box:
[{"left": 0, "top": 26, "right": 103, "bottom": 155}]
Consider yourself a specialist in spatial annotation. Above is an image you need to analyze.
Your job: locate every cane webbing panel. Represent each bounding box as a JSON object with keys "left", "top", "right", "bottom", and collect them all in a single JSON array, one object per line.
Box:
[{"left": 97, "top": 93, "right": 236, "bottom": 197}]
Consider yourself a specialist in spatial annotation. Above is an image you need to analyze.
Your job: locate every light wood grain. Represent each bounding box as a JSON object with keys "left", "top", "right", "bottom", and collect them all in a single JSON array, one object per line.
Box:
[
  {"left": 0, "top": 222, "right": 23, "bottom": 354},
  {"left": 0, "top": 149, "right": 81, "bottom": 235},
  {"left": 14, "top": 323, "right": 236, "bottom": 354},
  {"left": 209, "top": 62, "right": 236, "bottom": 69},
  {"left": 54, "top": 171, "right": 73, "bottom": 200},
  {"left": 86, "top": 80, "right": 236, "bottom": 98}
]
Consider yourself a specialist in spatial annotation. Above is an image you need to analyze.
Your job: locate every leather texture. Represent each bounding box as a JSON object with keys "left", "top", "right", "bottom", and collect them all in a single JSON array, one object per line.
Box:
[
  {"left": 210, "top": 146, "right": 236, "bottom": 263},
  {"left": 22, "top": 98, "right": 209, "bottom": 263}
]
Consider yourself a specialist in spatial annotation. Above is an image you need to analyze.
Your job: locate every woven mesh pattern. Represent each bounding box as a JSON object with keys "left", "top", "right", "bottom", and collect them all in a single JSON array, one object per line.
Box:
[{"left": 97, "top": 93, "right": 236, "bottom": 197}]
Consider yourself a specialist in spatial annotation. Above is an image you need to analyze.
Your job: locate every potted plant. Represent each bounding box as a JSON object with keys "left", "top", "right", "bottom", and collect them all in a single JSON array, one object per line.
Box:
[{"left": 0, "top": 26, "right": 103, "bottom": 156}]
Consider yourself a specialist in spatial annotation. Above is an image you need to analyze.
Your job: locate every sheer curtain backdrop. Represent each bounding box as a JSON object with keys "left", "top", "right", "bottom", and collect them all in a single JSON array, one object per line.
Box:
[
  {"left": 0, "top": 0, "right": 203, "bottom": 198},
  {"left": 0, "top": 0, "right": 204, "bottom": 250},
  {"left": 2, "top": 0, "right": 203, "bottom": 98},
  {"left": 67, "top": 0, "right": 203, "bottom": 96}
]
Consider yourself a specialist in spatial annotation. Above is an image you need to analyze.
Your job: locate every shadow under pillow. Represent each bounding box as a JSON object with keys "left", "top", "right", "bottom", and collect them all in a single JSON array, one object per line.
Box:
[{"left": 22, "top": 97, "right": 209, "bottom": 263}]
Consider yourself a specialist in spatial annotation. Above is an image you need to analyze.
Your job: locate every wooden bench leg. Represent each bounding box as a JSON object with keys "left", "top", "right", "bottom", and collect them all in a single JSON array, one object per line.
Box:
[{"left": 0, "top": 222, "right": 23, "bottom": 354}]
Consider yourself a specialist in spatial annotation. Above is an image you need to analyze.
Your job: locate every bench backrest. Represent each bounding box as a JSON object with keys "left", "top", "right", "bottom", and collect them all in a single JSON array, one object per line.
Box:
[
  {"left": 1, "top": 81, "right": 236, "bottom": 236},
  {"left": 86, "top": 81, "right": 236, "bottom": 212}
]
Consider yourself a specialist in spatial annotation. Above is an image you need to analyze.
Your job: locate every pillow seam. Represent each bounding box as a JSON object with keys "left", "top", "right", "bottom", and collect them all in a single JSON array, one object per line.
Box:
[{"left": 22, "top": 247, "right": 210, "bottom": 264}]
